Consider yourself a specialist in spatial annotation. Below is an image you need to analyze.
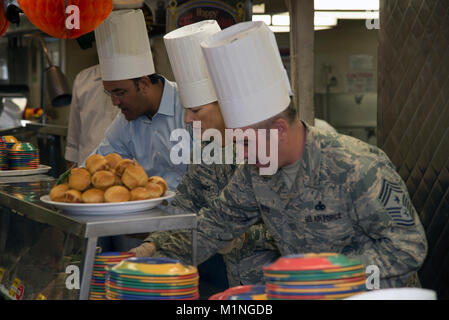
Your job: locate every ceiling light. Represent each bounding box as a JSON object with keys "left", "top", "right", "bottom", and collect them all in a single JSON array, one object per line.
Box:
[
  {"left": 252, "top": 14, "right": 271, "bottom": 26},
  {"left": 272, "top": 13, "right": 289, "bottom": 26},
  {"left": 314, "top": 15, "right": 338, "bottom": 27},
  {"left": 268, "top": 26, "right": 290, "bottom": 33},
  {"left": 314, "top": 0, "right": 379, "bottom": 11},
  {"left": 315, "top": 11, "right": 379, "bottom": 20},
  {"left": 314, "top": 26, "right": 334, "bottom": 31},
  {"left": 252, "top": 3, "right": 265, "bottom": 14}
]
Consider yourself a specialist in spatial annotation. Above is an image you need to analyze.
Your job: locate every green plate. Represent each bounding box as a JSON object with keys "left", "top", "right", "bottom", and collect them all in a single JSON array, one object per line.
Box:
[
  {"left": 106, "top": 286, "right": 198, "bottom": 297},
  {"left": 263, "top": 253, "right": 363, "bottom": 272},
  {"left": 264, "top": 265, "right": 364, "bottom": 275}
]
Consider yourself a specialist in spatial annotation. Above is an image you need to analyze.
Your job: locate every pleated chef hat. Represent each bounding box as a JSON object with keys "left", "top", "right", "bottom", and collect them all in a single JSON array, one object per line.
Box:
[
  {"left": 164, "top": 20, "right": 221, "bottom": 108},
  {"left": 200, "top": 21, "right": 291, "bottom": 128},
  {"left": 95, "top": 9, "right": 155, "bottom": 81}
]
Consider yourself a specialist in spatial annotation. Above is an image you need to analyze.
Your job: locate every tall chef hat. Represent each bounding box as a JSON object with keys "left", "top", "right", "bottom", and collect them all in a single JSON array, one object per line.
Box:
[
  {"left": 200, "top": 21, "right": 291, "bottom": 128},
  {"left": 95, "top": 9, "right": 155, "bottom": 81},
  {"left": 164, "top": 20, "right": 221, "bottom": 108}
]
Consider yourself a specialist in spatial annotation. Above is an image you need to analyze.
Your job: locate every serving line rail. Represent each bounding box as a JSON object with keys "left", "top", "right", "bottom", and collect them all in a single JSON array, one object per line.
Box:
[{"left": 0, "top": 175, "right": 197, "bottom": 300}]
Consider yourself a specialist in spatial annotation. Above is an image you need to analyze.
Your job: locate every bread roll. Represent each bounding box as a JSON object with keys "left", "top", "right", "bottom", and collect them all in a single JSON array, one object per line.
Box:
[
  {"left": 113, "top": 174, "right": 122, "bottom": 186},
  {"left": 121, "top": 164, "right": 148, "bottom": 189},
  {"left": 68, "top": 168, "right": 91, "bottom": 191},
  {"left": 92, "top": 170, "right": 116, "bottom": 190},
  {"left": 130, "top": 187, "right": 153, "bottom": 201},
  {"left": 87, "top": 156, "right": 110, "bottom": 174},
  {"left": 115, "top": 159, "right": 135, "bottom": 177},
  {"left": 64, "top": 189, "right": 82, "bottom": 203},
  {"left": 50, "top": 184, "right": 69, "bottom": 202},
  {"left": 144, "top": 182, "right": 164, "bottom": 199},
  {"left": 85, "top": 154, "right": 103, "bottom": 169},
  {"left": 82, "top": 188, "right": 105, "bottom": 203},
  {"left": 148, "top": 176, "right": 167, "bottom": 195},
  {"left": 105, "top": 153, "right": 123, "bottom": 169},
  {"left": 104, "top": 186, "right": 130, "bottom": 203}
]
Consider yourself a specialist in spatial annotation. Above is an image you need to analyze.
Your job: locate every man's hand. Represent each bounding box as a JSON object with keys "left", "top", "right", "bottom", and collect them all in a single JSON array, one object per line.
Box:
[
  {"left": 218, "top": 233, "right": 246, "bottom": 255},
  {"left": 129, "top": 242, "right": 156, "bottom": 257}
]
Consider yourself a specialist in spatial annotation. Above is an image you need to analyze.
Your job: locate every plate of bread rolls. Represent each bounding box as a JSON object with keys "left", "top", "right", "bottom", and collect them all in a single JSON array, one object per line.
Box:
[{"left": 40, "top": 153, "right": 174, "bottom": 215}]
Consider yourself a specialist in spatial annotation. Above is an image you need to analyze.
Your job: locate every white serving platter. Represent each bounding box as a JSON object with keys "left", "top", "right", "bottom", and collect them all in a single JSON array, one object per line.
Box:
[
  {"left": 40, "top": 190, "right": 175, "bottom": 215},
  {"left": 0, "top": 165, "right": 51, "bottom": 177}
]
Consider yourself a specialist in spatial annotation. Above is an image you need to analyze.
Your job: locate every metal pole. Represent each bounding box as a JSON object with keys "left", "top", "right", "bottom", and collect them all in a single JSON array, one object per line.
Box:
[
  {"left": 39, "top": 38, "right": 47, "bottom": 125},
  {"left": 79, "top": 236, "right": 97, "bottom": 300}
]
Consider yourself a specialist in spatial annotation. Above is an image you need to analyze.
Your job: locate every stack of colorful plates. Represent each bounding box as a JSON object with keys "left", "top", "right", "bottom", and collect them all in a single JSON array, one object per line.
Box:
[
  {"left": 8, "top": 142, "right": 39, "bottom": 170},
  {"left": 263, "top": 253, "right": 366, "bottom": 300},
  {"left": 2, "top": 135, "right": 18, "bottom": 150},
  {"left": 209, "top": 285, "right": 267, "bottom": 300},
  {"left": 105, "top": 257, "right": 199, "bottom": 300},
  {"left": 90, "top": 252, "right": 135, "bottom": 300},
  {"left": 0, "top": 137, "right": 7, "bottom": 170}
]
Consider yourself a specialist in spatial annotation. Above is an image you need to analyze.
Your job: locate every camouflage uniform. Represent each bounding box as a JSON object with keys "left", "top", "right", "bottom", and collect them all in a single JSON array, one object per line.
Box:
[
  {"left": 155, "top": 124, "right": 428, "bottom": 288},
  {"left": 145, "top": 142, "right": 280, "bottom": 287}
]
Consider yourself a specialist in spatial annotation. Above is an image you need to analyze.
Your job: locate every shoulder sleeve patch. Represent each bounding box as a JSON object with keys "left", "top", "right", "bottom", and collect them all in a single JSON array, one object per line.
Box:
[{"left": 378, "top": 178, "right": 415, "bottom": 226}]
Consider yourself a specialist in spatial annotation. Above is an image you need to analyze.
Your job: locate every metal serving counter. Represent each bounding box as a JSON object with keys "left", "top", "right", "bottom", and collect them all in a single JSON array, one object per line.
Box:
[{"left": 0, "top": 175, "right": 197, "bottom": 300}]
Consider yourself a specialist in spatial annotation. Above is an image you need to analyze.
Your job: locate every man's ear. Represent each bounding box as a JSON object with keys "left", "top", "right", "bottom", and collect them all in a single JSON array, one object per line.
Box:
[
  {"left": 139, "top": 76, "right": 152, "bottom": 92},
  {"left": 271, "top": 118, "right": 289, "bottom": 141}
]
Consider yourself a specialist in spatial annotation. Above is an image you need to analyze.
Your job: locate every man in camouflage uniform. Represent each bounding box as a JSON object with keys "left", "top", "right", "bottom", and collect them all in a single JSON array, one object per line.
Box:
[
  {"left": 130, "top": 20, "right": 280, "bottom": 287},
  {"left": 144, "top": 145, "right": 280, "bottom": 286},
  {"left": 148, "top": 21, "right": 428, "bottom": 288}
]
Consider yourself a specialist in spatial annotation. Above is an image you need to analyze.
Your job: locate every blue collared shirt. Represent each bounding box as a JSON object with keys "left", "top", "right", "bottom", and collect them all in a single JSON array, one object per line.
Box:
[{"left": 92, "top": 78, "right": 192, "bottom": 191}]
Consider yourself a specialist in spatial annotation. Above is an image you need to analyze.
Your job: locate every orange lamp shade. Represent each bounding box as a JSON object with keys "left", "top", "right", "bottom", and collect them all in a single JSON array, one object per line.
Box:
[
  {"left": 17, "top": 0, "right": 113, "bottom": 39},
  {"left": 0, "top": 4, "right": 10, "bottom": 37}
]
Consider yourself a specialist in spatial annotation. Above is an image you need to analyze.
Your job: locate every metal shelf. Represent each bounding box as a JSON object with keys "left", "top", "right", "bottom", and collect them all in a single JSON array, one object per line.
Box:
[{"left": 0, "top": 174, "right": 197, "bottom": 300}]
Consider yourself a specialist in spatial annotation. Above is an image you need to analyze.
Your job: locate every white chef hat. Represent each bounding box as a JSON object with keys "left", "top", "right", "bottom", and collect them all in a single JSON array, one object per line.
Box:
[
  {"left": 95, "top": 9, "right": 155, "bottom": 81},
  {"left": 200, "top": 21, "right": 291, "bottom": 128},
  {"left": 164, "top": 20, "right": 221, "bottom": 108}
]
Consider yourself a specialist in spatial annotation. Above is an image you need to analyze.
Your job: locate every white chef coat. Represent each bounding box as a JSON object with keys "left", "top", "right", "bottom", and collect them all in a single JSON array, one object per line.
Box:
[{"left": 65, "top": 65, "right": 119, "bottom": 165}]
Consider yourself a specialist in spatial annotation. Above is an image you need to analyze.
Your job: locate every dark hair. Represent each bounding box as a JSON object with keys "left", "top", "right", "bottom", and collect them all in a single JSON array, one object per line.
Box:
[
  {"left": 253, "top": 100, "right": 298, "bottom": 129},
  {"left": 132, "top": 73, "right": 163, "bottom": 90}
]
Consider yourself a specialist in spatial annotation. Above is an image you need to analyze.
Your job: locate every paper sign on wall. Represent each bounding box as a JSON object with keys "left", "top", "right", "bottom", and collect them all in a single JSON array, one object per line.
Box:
[{"left": 345, "top": 55, "right": 375, "bottom": 93}]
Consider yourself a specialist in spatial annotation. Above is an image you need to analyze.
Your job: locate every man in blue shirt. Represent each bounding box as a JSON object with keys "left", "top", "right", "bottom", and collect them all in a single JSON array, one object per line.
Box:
[
  {"left": 92, "top": 9, "right": 190, "bottom": 192},
  {"left": 96, "top": 76, "right": 189, "bottom": 191},
  {"left": 90, "top": 9, "right": 191, "bottom": 251}
]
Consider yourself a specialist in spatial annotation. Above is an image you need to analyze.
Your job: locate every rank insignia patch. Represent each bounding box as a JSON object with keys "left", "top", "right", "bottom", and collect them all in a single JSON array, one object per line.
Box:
[{"left": 378, "top": 179, "right": 415, "bottom": 226}]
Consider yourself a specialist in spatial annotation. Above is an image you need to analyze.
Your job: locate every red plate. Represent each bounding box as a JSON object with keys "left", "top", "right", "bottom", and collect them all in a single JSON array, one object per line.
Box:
[{"left": 263, "top": 253, "right": 363, "bottom": 272}]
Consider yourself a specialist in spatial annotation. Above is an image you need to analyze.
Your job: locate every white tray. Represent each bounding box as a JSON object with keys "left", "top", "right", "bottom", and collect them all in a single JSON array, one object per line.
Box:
[
  {"left": 39, "top": 190, "right": 175, "bottom": 215},
  {"left": 0, "top": 165, "right": 51, "bottom": 177}
]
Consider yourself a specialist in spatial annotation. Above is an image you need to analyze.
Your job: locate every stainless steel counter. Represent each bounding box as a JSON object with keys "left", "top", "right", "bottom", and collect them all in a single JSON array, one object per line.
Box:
[{"left": 0, "top": 174, "right": 197, "bottom": 300}]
